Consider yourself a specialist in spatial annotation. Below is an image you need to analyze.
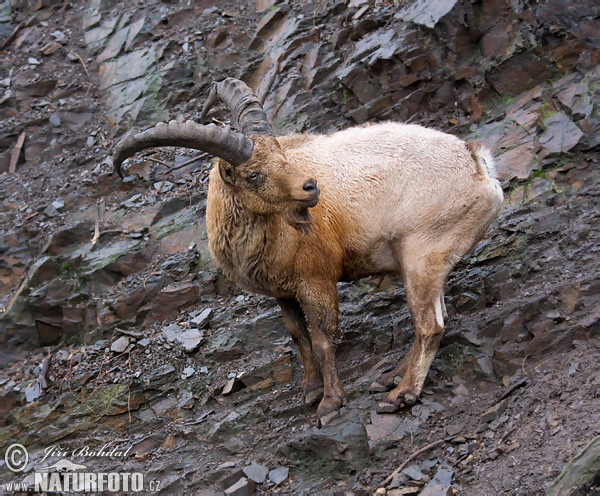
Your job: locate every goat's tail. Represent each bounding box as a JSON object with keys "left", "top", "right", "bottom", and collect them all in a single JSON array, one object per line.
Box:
[
  {"left": 467, "top": 142, "right": 497, "bottom": 179},
  {"left": 467, "top": 142, "right": 504, "bottom": 212}
]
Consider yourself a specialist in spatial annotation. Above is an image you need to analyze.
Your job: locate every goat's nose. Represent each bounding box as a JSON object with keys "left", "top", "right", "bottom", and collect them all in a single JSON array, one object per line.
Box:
[{"left": 303, "top": 178, "right": 318, "bottom": 192}]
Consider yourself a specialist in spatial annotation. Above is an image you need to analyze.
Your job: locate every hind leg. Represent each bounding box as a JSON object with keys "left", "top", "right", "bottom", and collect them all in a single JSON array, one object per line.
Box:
[
  {"left": 377, "top": 250, "right": 450, "bottom": 412},
  {"left": 370, "top": 347, "right": 416, "bottom": 392},
  {"left": 370, "top": 288, "right": 446, "bottom": 394}
]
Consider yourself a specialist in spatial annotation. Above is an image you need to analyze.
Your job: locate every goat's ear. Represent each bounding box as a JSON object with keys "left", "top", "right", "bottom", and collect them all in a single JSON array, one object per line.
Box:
[{"left": 218, "top": 160, "right": 236, "bottom": 186}]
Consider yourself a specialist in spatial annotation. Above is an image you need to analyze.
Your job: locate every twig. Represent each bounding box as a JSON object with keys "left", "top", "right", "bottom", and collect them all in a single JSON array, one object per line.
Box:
[
  {"left": 9, "top": 131, "right": 26, "bottom": 173},
  {"left": 210, "top": 116, "right": 227, "bottom": 127},
  {"left": 312, "top": 0, "right": 324, "bottom": 28},
  {"left": 39, "top": 353, "right": 51, "bottom": 390},
  {"left": 500, "top": 419, "right": 530, "bottom": 445},
  {"left": 521, "top": 355, "right": 529, "bottom": 375},
  {"left": 522, "top": 356, "right": 550, "bottom": 376},
  {"left": 148, "top": 157, "right": 171, "bottom": 168},
  {"left": 127, "top": 384, "right": 132, "bottom": 424},
  {"left": 90, "top": 219, "right": 100, "bottom": 250},
  {"left": 164, "top": 153, "right": 208, "bottom": 173},
  {"left": 68, "top": 50, "right": 89, "bottom": 77},
  {"left": 496, "top": 377, "right": 528, "bottom": 404},
  {"left": 0, "top": 16, "right": 30, "bottom": 51},
  {"left": 380, "top": 436, "right": 457, "bottom": 488},
  {"left": 5, "top": 264, "right": 32, "bottom": 314},
  {"left": 158, "top": 179, "right": 169, "bottom": 194},
  {"left": 532, "top": 358, "right": 551, "bottom": 373},
  {"left": 98, "top": 229, "right": 124, "bottom": 238},
  {"left": 23, "top": 211, "right": 39, "bottom": 222}
]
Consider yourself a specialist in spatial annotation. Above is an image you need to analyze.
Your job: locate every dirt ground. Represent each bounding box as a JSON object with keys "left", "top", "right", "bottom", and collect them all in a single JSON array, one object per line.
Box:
[{"left": 0, "top": 0, "right": 599, "bottom": 494}]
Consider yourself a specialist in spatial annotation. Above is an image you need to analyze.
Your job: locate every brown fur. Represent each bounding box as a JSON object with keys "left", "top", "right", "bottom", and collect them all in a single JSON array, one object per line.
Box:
[{"left": 206, "top": 124, "right": 503, "bottom": 424}]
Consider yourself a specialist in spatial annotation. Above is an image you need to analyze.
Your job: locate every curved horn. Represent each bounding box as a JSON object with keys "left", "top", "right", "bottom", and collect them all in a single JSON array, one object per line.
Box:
[
  {"left": 200, "top": 78, "right": 273, "bottom": 136},
  {"left": 113, "top": 120, "right": 253, "bottom": 177}
]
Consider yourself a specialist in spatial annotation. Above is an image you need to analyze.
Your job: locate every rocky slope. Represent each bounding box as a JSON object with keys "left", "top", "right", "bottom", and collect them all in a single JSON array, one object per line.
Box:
[{"left": 0, "top": 0, "right": 598, "bottom": 494}]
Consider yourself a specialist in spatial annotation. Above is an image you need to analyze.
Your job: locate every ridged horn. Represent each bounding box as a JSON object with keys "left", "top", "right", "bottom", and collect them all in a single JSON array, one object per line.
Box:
[
  {"left": 200, "top": 77, "right": 273, "bottom": 136},
  {"left": 113, "top": 120, "right": 253, "bottom": 177}
]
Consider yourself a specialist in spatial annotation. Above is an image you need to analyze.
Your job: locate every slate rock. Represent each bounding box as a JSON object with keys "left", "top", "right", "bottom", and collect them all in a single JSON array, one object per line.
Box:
[
  {"left": 366, "top": 411, "right": 418, "bottom": 450},
  {"left": 239, "top": 355, "right": 292, "bottom": 391},
  {"left": 402, "top": 464, "right": 423, "bottom": 481},
  {"left": 556, "top": 81, "right": 593, "bottom": 120},
  {"left": 43, "top": 204, "right": 60, "bottom": 217},
  {"left": 487, "top": 53, "right": 550, "bottom": 96},
  {"left": 539, "top": 112, "right": 585, "bottom": 157},
  {"left": 223, "top": 469, "right": 246, "bottom": 490},
  {"left": 420, "top": 466, "right": 454, "bottom": 496},
  {"left": 224, "top": 477, "right": 255, "bottom": 496},
  {"left": 268, "top": 466, "right": 289, "bottom": 485},
  {"left": 243, "top": 462, "right": 269, "bottom": 484},
  {"left": 389, "top": 472, "right": 409, "bottom": 489},
  {"left": 222, "top": 377, "right": 245, "bottom": 396},
  {"left": 152, "top": 282, "right": 199, "bottom": 320},
  {"left": 205, "top": 407, "right": 266, "bottom": 444},
  {"left": 388, "top": 488, "right": 420, "bottom": 495},
  {"left": 481, "top": 399, "right": 508, "bottom": 423},
  {"left": 143, "top": 364, "right": 177, "bottom": 388},
  {"left": 162, "top": 323, "right": 204, "bottom": 353},
  {"left": 111, "top": 336, "right": 130, "bottom": 353},
  {"left": 446, "top": 423, "right": 464, "bottom": 436},
  {"left": 177, "top": 390, "right": 194, "bottom": 409},
  {"left": 547, "top": 436, "right": 600, "bottom": 496},
  {"left": 25, "top": 382, "right": 41, "bottom": 403},
  {"left": 154, "top": 180, "right": 174, "bottom": 192},
  {"left": 280, "top": 419, "right": 370, "bottom": 479},
  {"left": 190, "top": 308, "right": 213, "bottom": 328},
  {"left": 181, "top": 367, "right": 195, "bottom": 379},
  {"left": 398, "top": 0, "right": 458, "bottom": 28}
]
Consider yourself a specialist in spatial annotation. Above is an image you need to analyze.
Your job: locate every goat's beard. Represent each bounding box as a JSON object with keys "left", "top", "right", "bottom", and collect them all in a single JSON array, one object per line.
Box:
[{"left": 283, "top": 206, "right": 312, "bottom": 233}]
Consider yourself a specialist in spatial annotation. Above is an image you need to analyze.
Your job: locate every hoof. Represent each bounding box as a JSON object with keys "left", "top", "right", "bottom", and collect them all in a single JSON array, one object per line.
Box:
[
  {"left": 376, "top": 393, "right": 419, "bottom": 414},
  {"left": 369, "top": 380, "right": 389, "bottom": 393},
  {"left": 304, "top": 387, "right": 324, "bottom": 405}
]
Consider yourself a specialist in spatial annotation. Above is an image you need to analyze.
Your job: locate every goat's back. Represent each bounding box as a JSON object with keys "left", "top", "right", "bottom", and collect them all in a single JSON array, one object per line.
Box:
[{"left": 280, "top": 122, "right": 502, "bottom": 273}]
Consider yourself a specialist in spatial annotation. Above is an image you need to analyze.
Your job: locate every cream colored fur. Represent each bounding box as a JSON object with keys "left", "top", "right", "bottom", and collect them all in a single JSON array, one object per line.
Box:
[
  {"left": 206, "top": 121, "right": 503, "bottom": 423},
  {"left": 279, "top": 122, "right": 503, "bottom": 278}
]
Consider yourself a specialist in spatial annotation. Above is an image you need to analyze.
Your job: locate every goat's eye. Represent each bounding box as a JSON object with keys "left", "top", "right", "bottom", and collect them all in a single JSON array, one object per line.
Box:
[{"left": 248, "top": 172, "right": 259, "bottom": 182}]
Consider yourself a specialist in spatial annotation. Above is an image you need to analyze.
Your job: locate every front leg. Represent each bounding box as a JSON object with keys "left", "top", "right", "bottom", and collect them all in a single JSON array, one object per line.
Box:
[
  {"left": 298, "top": 283, "right": 346, "bottom": 426},
  {"left": 277, "top": 297, "right": 323, "bottom": 404}
]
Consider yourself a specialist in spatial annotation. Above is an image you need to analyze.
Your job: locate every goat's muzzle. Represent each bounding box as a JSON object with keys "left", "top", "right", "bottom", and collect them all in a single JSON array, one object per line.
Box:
[{"left": 298, "top": 178, "right": 320, "bottom": 208}]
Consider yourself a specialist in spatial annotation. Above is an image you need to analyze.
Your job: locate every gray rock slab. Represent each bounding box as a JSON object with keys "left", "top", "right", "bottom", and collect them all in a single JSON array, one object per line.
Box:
[{"left": 243, "top": 462, "right": 269, "bottom": 484}]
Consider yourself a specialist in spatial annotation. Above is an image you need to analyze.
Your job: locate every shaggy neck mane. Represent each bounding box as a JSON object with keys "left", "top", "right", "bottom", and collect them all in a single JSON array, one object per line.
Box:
[
  {"left": 219, "top": 190, "right": 269, "bottom": 256},
  {"left": 283, "top": 206, "right": 312, "bottom": 233},
  {"left": 212, "top": 186, "right": 289, "bottom": 295}
]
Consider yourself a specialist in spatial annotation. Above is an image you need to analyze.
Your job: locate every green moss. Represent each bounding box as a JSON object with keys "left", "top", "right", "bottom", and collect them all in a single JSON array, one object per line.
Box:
[
  {"left": 87, "top": 384, "right": 129, "bottom": 416},
  {"left": 530, "top": 169, "right": 545, "bottom": 179},
  {"left": 538, "top": 101, "right": 557, "bottom": 121},
  {"left": 439, "top": 343, "right": 465, "bottom": 365}
]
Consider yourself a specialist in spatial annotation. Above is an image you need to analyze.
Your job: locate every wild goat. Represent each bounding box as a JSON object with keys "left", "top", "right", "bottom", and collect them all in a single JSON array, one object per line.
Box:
[{"left": 114, "top": 78, "right": 503, "bottom": 425}]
